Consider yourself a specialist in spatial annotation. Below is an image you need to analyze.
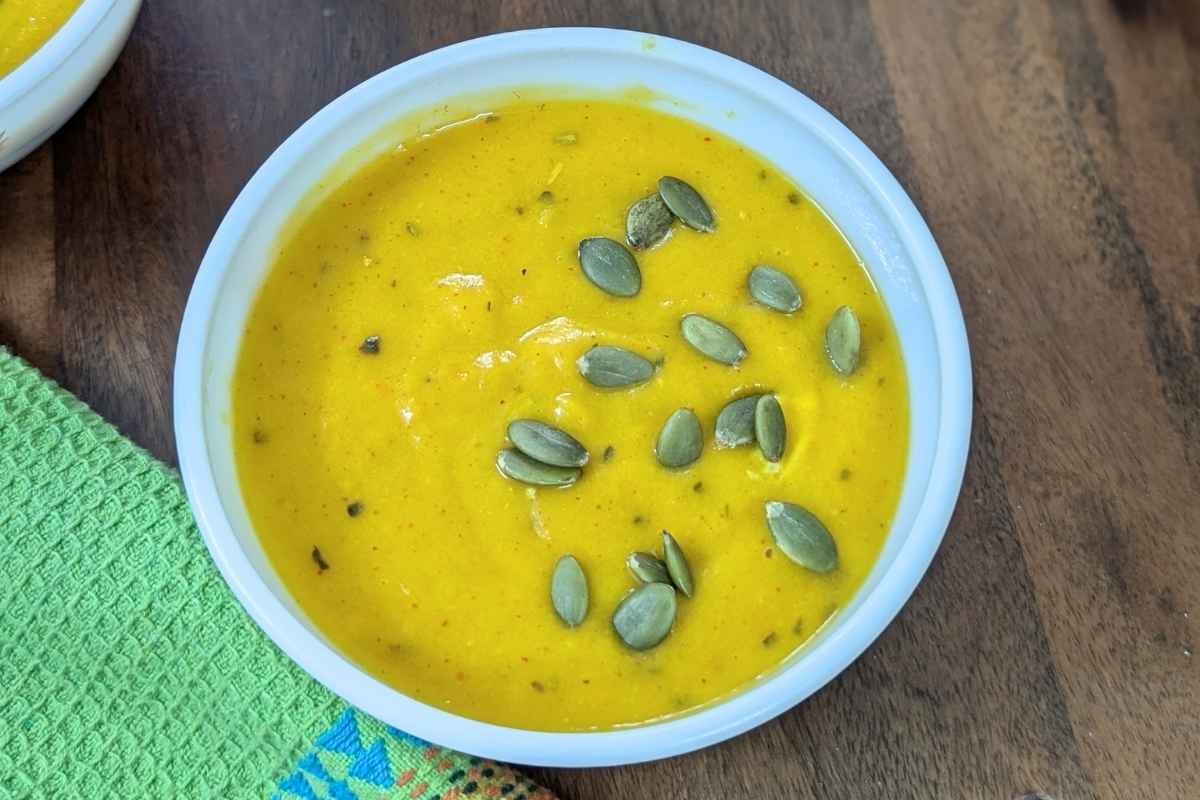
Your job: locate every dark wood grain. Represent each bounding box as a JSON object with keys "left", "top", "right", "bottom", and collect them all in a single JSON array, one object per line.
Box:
[{"left": 2, "top": 1, "right": 1197, "bottom": 797}]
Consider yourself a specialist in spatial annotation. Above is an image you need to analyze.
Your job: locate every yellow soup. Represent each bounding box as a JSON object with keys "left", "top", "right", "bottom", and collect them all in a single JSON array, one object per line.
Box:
[
  {"left": 0, "top": 0, "right": 83, "bottom": 79},
  {"left": 234, "top": 99, "right": 909, "bottom": 731}
]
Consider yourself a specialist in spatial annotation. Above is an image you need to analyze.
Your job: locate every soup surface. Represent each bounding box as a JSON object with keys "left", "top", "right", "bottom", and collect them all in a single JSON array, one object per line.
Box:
[
  {"left": 0, "top": 0, "right": 82, "bottom": 79},
  {"left": 234, "top": 98, "right": 908, "bottom": 730}
]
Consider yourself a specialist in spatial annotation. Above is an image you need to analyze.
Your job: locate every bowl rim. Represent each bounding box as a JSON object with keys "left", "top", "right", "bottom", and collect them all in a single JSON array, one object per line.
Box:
[
  {"left": 0, "top": 0, "right": 117, "bottom": 108},
  {"left": 174, "top": 26, "right": 972, "bottom": 766}
]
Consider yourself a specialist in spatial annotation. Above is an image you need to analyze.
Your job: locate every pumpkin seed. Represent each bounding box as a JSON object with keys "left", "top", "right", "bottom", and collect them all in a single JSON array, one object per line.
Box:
[
  {"left": 825, "top": 305, "right": 861, "bottom": 375},
  {"left": 680, "top": 314, "right": 747, "bottom": 365},
  {"left": 496, "top": 448, "right": 581, "bottom": 487},
  {"left": 655, "top": 408, "right": 703, "bottom": 468},
  {"left": 507, "top": 420, "right": 590, "bottom": 468},
  {"left": 754, "top": 394, "right": 787, "bottom": 463},
  {"left": 625, "top": 193, "right": 673, "bottom": 250},
  {"left": 612, "top": 582, "right": 677, "bottom": 650},
  {"left": 657, "top": 176, "right": 716, "bottom": 232},
  {"left": 715, "top": 394, "right": 761, "bottom": 448},
  {"left": 764, "top": 501, "right": 839, "bottom": 573},
  {"left": 359, "top": 335, "right": 381, "bottom": 354},
  {"left": 627, "top": 552, "right": 670, "bottom": 584},
  {"left": 578, "top": 237, "right": 641, "bottom": 297},
  {"left": 550, "top": 555, "right": 589, "bottom": 627},
  {"left": 576, "top": 345, "right": 656, "bottom": 388},
  {"left": 748, "top": 265, "right": 802, "bottom": 313},
  {"left": 661, "top": 531, "right": 694, "bottom": 597}
]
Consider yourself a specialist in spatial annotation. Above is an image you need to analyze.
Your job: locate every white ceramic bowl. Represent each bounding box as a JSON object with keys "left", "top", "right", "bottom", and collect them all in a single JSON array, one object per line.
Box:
[
  {"left": 175, "top": 28, "right": 972, "bottom": 767},
  {"left": 0, "top": 0, "right": 141, "bottom": 172}
]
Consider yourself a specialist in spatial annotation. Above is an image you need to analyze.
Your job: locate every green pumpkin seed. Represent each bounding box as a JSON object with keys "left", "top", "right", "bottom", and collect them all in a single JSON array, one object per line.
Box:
[
  {"left": 680, "top": 314, "right": 747, "bottom": 365},
  {"left": 612, "top": 582, "right": 677, "bottom": 650},
  {"left": 496, "top": 448, "right": 581, "bottom": 487},
  {"left": 748, "top": 265, "right": 802, "bottom": 313},
  {"left": 655, "top": 408, "right": 703, "bottom": 468},
  {"left": 507, "top": 420, "right": 589, "bottom": 468},
  {"left": 657, "top": 176, "right": 716, "bottom": 232},
  {"left": 576, "top": 345, "right": 656, "bottom": 388},
  {"left": 550, "top": 555, "right": 589, "bottom": 627},
  {"left": 764, "top": 501, "right": 839, "bottom": 573},
  {"left": 578, "top": 237, "right": 641, "bottom": 297},
  {"left": 754, "top": 394, "right": 787, "bottom": 463},
  {"left": 714, "top": 394, "right": 761, "bottom": 448},
  {"left": 627, "top": 552, "right": 670, "bottom": 584},
  {"left": 825, "top": 305, "right": 861, "bottom": 375},
  {"left": 661, "top": 531, "right": 694, "bottom": 598},
  {"left": 626, "top": 193, "right": 674, "bottom": 250}
]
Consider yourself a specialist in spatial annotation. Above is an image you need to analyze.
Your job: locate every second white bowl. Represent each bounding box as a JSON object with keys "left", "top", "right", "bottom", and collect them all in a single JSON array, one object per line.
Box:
[{"left": 0, "top": 0, "right": 141, "bottom": 172}]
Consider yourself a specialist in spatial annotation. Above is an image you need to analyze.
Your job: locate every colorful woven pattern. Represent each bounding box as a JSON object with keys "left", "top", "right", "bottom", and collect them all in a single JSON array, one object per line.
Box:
[
  {"left": 0, "top": 348, "right": 554, "bottom": 800},
  {"left": 274, "top": 710, "right": 552, "bottom": 800}
]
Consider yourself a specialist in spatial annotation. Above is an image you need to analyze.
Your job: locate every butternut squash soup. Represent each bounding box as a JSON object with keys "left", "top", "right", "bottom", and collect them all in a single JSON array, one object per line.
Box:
[
  {"left": 0, "top": 0, "right": 83, "bottom": 79},
  {"left": 233, "top": 99, "right": 909, "bottom": 731}
]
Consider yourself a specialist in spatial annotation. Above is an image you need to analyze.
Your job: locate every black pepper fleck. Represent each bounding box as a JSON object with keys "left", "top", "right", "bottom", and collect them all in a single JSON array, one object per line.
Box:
[{"left": 311, "top": 547, "right": 330, "bottom": 572}]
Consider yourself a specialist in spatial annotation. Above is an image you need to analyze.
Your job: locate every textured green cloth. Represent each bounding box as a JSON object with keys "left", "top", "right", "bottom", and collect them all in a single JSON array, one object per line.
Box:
[{"left": 0, "top": 348, "right": 554, "bottom": 800}]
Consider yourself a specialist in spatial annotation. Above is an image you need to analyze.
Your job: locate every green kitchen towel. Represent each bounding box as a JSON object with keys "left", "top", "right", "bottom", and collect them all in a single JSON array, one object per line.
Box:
[{"left": 0, "top": 348, "right": 555, "bottom": 800}]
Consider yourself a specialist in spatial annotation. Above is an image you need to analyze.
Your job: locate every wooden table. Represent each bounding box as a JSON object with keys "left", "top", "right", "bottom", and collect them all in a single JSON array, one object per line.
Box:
[{"left": 3, "top": 2, "right": 1197, "bottom": 797}]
